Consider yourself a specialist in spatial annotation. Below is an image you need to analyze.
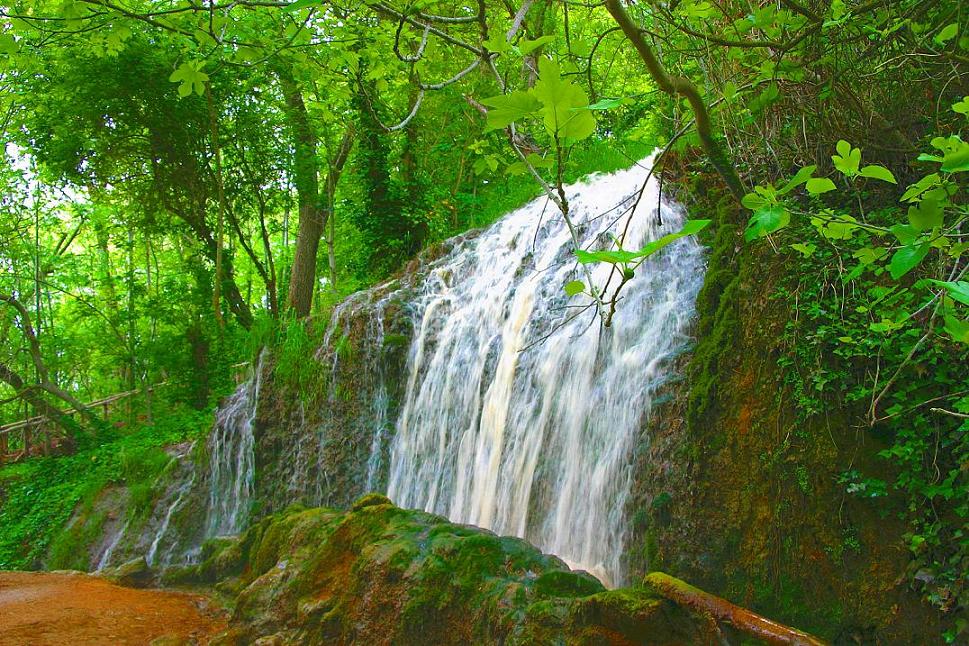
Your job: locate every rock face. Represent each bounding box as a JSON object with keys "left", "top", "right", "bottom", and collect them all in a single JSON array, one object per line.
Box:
[{"left": 165, "top": 496, "right": 732, "bottom": 645}]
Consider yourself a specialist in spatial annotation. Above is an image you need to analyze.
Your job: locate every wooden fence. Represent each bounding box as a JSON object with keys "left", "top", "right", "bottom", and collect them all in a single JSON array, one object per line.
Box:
[{"left": 0, "top": 385, "right": 162, "bottom": 464}]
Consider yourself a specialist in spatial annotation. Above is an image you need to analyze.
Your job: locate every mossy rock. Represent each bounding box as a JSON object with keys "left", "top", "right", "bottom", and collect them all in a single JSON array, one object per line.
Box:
[
  {"left": 350, "top": 493, "right": 391, "bottom": 511},
  {"left": 103, "top": 556, "right": 154, "bottom": 588},
  {"left": 182, "top": 501, "right": 776, "bottom": 644},
  {"left": 532, "top": 570, "right": 605, "bottom": 598}
]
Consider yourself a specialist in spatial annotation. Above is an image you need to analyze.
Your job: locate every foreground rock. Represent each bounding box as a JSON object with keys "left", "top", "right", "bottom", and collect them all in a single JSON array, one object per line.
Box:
[
  {"left": 0, "top": 570, "right": 226, "bottom": 646},
  {"left": 166, "top": 494, "right": 823, "bottom": 645}
]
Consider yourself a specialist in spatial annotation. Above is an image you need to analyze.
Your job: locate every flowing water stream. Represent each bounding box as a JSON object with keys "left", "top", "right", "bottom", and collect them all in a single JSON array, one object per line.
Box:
[
  {"left": 384, "top": 158, "right": 705, "bottom": 585},
  {"left": 205, "top": 351, "right": 264, "bottom": 537},
  {"left": 192, "top": 157, "right": 704, "bottom": 586}
]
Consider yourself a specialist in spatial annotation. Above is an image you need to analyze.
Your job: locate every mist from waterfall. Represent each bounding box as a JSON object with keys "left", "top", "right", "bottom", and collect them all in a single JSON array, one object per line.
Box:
[{"left": 384, "top": 157, "right": 705, "bottom": 586}]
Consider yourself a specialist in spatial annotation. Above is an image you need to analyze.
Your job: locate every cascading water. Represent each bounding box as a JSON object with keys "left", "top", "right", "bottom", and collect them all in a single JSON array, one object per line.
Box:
[
  {"left": 384, "top": 157, "right": 705, "bottom": 586},
  {"left": 205, "top": 351, "right": 264, "bottom": 537},
  {"left": 161, "top": 157, "right": 703, "bottom": 586},
  {"left": 147, "top": 469, "right": 196, "bottom": 567}
]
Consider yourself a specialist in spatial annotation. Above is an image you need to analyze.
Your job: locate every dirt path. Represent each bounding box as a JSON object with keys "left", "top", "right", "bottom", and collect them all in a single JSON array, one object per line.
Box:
[{"left": 0, "top": 571, "right": 227, "bottom": 645}]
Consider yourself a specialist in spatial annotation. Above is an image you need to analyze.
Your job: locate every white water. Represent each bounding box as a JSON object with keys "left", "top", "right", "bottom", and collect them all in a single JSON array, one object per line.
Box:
[
  {"left": 384, "top": 157, "right": 705, "bottom": 586},
  {"left": 96, "top": 518, "right": 131, "bottom": 572},
  {"left": 205, "top": 351, "right": 264, "bottom": 537},
  {"left": 194, "top": 157, "right": 703, "bottom": 586},
  {"left": 147, "top": 469, "right": 196, "bottom": 567}
]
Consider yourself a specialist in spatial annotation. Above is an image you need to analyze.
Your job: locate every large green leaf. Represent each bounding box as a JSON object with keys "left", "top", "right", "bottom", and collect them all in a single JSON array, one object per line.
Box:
[
  {"left": 575, "top": 249, "right": 640, "bottom": 264},
  {"left": 806, "top": 177, "right": 836, "bottom": 194},
  {"left": 907, "top": 197, "right": 943, "bottom": 231},
  {"left": 531, "top": 58, "right": 596, "bottom": 142},
  {"left": 519, "top": 36, "right": 555, "bottom": 55},
  {"left": 943, "top": 312, "right": 969, "bottom": 344},
  {"left": 928, "top": 280, "right": 969, "bottom": 306},
  {"left": 888, "top": 243, "right": 929, "bottom": 280},
  {"left": 575, "top": 220, "right": 711, "bottom": 264},
  {"left": 744, "top": 205, "right": 789, "bottom": 241},
  {"left": 778, "top": 165, "right": 815, "bottom": 195},
  {"left": 634, "top": 219, "right": 711, "bottom": 259},
  {"left": 859, "top": 165, "right": 897, "bottom": 183},
  {"left": 169, "top": 62, "right": 209, "bottom": 97},
  {"left": 832, "top": 140, "right": 861, "bottom": 176},
  {"left": 564, "top": 280, "right": 585, "bottom": 297},
  {"left": 480, "top": 91, "right": 541, "bottom": 131}
]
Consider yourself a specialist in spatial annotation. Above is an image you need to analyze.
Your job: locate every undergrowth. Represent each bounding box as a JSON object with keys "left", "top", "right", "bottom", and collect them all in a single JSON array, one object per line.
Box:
[{"left": 0, "top": 401, "right": 213, "bottom": 570}]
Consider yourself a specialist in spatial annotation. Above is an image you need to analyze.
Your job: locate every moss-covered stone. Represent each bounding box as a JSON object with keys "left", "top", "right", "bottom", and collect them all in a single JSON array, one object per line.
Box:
[
  {"left": 103, "top": 556, "right": 154, "bottom": 588},
  {"left": 183, "top": 495, "right": 729, "bottom": 645}
]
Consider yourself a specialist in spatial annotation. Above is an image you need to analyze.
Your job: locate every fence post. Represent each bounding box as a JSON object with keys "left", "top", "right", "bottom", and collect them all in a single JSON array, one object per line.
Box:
[
  {"left": 23, "top": 426, "right": 31, "bottom": 459},
  {"left": 0, "top": 432, "right": 7, "bottom": 461}
]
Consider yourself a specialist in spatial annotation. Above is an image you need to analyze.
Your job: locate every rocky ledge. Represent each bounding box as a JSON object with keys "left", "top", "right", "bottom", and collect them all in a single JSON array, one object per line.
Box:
[{"left": 150, "top": 494, "right": 824, "bottom": 645}]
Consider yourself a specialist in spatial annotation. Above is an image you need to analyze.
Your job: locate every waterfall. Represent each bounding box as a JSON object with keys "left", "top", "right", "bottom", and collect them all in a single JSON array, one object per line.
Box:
[
  {"left": 181, "top": 156, "right": 703, "bottom": 586},
  {"left": 205, "top": 351, "right": 263, "bottom": 537},
  {"left": 96, "top": 518, "right": 131, "bottom": 572},
  {"left": 384, "top": 157, "right": 705, "bottom": 586},
  {"left": 147, "top": 469, "right": 196, "bottom": 567}
]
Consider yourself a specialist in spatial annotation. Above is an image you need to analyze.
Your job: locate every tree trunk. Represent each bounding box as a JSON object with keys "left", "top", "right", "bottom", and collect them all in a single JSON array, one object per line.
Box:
[
  {"left": 278, "top": 68, "right": 323, "bottom": 318},
  {"left": 0, "top": 363, "right": 79, "bottom": 437},
  {"left": 278, "top": 66, "right": 355, "bottom": 317}
]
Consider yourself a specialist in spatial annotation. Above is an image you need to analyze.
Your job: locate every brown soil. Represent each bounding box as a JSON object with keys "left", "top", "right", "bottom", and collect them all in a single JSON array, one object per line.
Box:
[{"left": 0, "top": 571, "right": 227, "bottom": 646}]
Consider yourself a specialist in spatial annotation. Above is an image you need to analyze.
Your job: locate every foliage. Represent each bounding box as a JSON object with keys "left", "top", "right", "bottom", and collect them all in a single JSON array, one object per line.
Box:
[
  {"left": 0, "top": 400, "right": 212, "bottom": 569},
  {"left": 741, "top": 132, "right": 968, "bottom": 632}
]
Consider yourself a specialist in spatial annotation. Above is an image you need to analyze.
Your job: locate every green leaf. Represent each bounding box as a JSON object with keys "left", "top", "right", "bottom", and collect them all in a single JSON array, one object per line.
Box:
[
  {"left": 168, "top": 61, "right": 209, "bottom": 97},
  {"left": 790, "top": 243, "right": 816, "bottom": 257},
  {"left": 934, "top": 23, "right": 959, "bottom": 45},
  {"left": 926, "top": 135, "right": 969, "bottom": 173},
  {"left": 806, "top": 177, "right": 837, "bottom": 194},
  {"left": 890, "top": 223, "right": 920, "bottom": 245},
  {"left": 633, "top": 219, "right": 711, "bottom": 259},
  {"left": 778, "top": 165, "right": 815, "bottom": 195},
  {"left": 907, "top": 197, "right": 943, "bottom": 231},
  {"left": 531, "top": 58, "right": 596, "bottom": 142},
  {"left": 576, "top": 98, "right": 624, "bottom": 111},
  {"left": 504, "top": 161, "right": 528, "bottom": 176},
  {"left": 813, "top": 214, "right": 858, "bottom": 240},
  {"left": 283, "top": 0, "right": 320, "bottom": 11},
  {"left": 952, "top": 96, "right": 969, "bottom": 116},
  {"left": 744, "top": 206, "right": 789, "bottom": 241},
  {"left": 859, "top": 165, "right": 897, "bottom": 183},
  {"left": 853, "top": 247, "right": 888, "bottom": 266},
  {"left": 900, "top": 173, "right": 941, "bottom": 202},
  {"left": 0, "top": 34, "right": 18, "bottom": 54},
  {"left": 741, "top": 192, "right": 770, "bottom": 210},
  {"left": 480, "top": 91, "right": 541, "bottom": 131},
  {"left": 575, "top": 249, "right": 640, "bottom": 264},
  {"left": 525, "top": 153, "right": 554, "bottom": 169},
  {"left": 942, "top": 312, "right": 969, "bottom": 344},
  {"left": 482, "top": 35, "right": 512, "bottom": 54},
  {"left": 928, "top": 280, "right": 969, "bottom": 306},
  {"left": 234, "top": 46, "right": 262, "bottom": 63},
  {"left": 564, "top": 280, "right": 585, "bottom": 297},
  {"left": 832, "top": 140, "right": 861, "bottom": 176},
  {"left": 888, "top": 243, "right": 929, "bottom": 280},
  {"left": 519, "top": 35, "right": 555, "bottom": 55},
  {"left": 574, "top": 220, "right": 711, "bottom": 264}
]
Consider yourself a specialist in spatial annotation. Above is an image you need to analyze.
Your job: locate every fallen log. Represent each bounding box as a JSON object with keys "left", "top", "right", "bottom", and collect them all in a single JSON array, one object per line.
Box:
[{"left": 643, "top": 572, "right": 828, "bottom": 646}]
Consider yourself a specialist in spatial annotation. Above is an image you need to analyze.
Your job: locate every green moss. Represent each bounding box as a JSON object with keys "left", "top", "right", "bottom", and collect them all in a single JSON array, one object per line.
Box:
[
  {"left": 685, "top": 193, "right": 742, "bottom": 435},
  {"left": 185, "top": 499, "right": 810, "bottom": 644},
  {"left": 532, "top": 570, "right": 605, "bottom": 598}
]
